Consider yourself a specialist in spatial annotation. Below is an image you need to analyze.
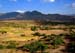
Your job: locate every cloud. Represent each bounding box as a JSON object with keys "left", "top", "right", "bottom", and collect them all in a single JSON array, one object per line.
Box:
[
  {"left": 65, "top": 3, "right": 75, "bottom": 9},
  {"left": 44, "top": 0, "right": 55, "bottom": 2},
  {"left": 71, "top": 3, "right": 75, "bottom": 9},
  {"left": 16, "top": 10, "right": 25, "bottom": 13}
]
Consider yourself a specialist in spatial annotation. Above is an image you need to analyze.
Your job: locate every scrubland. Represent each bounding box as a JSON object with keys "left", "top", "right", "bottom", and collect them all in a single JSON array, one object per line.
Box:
[{"left": 0, "top": 20, "right": 75, "bottom": 53}]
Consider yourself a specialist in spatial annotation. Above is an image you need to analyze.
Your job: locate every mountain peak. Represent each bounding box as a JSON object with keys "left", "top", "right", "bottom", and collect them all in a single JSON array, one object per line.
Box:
[{"left": 0, "top": 11, "right": 74, "bottom": 22}]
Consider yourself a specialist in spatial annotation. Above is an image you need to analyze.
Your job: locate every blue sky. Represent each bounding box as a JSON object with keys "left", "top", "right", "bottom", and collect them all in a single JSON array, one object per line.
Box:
[{"left": 0, "top": 0, "right": 75, "bottom": 14}]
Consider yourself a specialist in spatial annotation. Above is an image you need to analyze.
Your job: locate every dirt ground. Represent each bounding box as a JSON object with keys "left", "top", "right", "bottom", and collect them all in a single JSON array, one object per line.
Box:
[{"left": 0, "top": 20, "right": 74, "bottom": 53}]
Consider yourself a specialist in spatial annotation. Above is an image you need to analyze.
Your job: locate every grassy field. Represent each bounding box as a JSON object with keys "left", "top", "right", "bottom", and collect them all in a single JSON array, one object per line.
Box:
[{"left": 0, "top": 20, "right": 75, "bottom": 53}]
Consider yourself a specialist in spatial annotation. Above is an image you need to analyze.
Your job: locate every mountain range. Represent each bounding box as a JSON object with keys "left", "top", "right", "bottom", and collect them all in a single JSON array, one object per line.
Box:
[{"left": 0, "top": 11, "right": 75, "bottom": 22}]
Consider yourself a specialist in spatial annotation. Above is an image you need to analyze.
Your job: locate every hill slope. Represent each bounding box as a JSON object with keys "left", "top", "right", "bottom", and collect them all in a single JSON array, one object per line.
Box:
[{"left": 0, "top": 11, "right": 75, "bottom": 22}]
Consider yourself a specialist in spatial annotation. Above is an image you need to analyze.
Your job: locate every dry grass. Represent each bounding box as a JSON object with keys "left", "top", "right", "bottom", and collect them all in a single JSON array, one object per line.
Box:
[{"left": 0, "top": 20, "right": 75, "bottom": 53}]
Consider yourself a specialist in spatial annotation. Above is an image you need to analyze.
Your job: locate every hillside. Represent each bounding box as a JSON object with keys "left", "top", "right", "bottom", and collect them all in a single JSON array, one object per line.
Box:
[{"left": 0, "top": 11, "right": 75, "bottom": 23}]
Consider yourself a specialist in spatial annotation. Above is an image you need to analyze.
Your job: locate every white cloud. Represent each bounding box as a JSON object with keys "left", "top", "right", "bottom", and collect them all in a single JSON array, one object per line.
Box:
[
  {"left": 44, "top": 0, "right": 55, "bottom": 2},
  {"left": 65, "top": 3, "right": 75, "bottom": 9},
  {"left": 71, "top": 3, "right": 75, "bottom": 9},
  {"left": 16, "top": 10, "right": 25, "bottom": 13}
]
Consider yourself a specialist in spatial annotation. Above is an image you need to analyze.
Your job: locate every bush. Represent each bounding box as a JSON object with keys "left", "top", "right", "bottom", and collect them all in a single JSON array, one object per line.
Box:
[
  {"left": 18, "top": 41, "right": 48, "bottom": 53},
  {"left": 41, "top": 34, "right": 46, "bottom": 36},
  {"left": 0, "top": 30, "right": 7, "bottom": 34},
  {"left": 20, "top": 34, "right": 25, "bottom": 37},
  {"left": 0, "top": 45, "right": 4, "bottom": 49},
  {"left": 32, "top": 32, "right": 40, "bottom": 36},
  {"left": 37, "top": 42, "right": 48, "bottom": 53},
  {"left": 51, "top": 37, "right": 64, "bottom": 46},
  {"left": 31, "top": 26, "right": 37, "bottom": 31},
  {"left": 6, "top": 43, "right": 16, "bottom": 49}
]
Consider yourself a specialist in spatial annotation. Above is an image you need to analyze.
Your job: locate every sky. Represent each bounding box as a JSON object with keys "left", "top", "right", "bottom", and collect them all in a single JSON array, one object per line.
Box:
[{"left": 0, "top": 0, "right": 75, "bottom": 14}]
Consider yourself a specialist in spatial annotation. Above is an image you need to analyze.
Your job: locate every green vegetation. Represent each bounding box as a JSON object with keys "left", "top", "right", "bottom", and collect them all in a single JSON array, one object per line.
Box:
[
  {"left": 0, "top": 45, "right": 5, "bottom": 49},
  {"left": 6, "top": 42, "right": 16, "bottom": 49},
  {"left": 0, "top": 30, "right": 7, "bottom": 34},
  {"left": 31, "top": 26, "right": 38, "bottom": 31},
  {"left": 17, "top": 41, "right": 48, "bottom": 53},
  {"left": 32, "top": 32, "right": 41, "bottom": 36},
  {"left": 0, "top": 21, "right": 75, "bottom": 53},
  {"left": 32, "top": 32, "right": 46, "bottom": 37},
  {"left": 51, "top": 37, "right": 64, "bottom": 48}
]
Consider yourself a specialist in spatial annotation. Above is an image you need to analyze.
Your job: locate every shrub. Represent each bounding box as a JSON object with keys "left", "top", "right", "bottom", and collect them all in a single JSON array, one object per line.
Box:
[
  {"left": 0, "top": 45, "right": 4, "bottom": 49},
  {"left": 31, "top": 26, "right": 37, "bottom": 31},
  {"left": 0, "top": 30, "right": 7, "bottom": 34},
  {"left": 6, "top": 43, "right": 16, "bottom": 49},
  {"left": 18, "top": 41, "right": 48, "bottom": 53},
  {"left": 20, "top": 34, "right": 25, "bottom": 37},
  {"left": 37, "top": 42, "right": 48, "bottom": 53},
  {"left": 51, "top": 37, "right": 64, "bottom": 46},
  {"left": 41, "top": 34, "right": 46, "bottom": 36},
  {"left": 32, "top": 32, "right": 40, "bottom": 36}
]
